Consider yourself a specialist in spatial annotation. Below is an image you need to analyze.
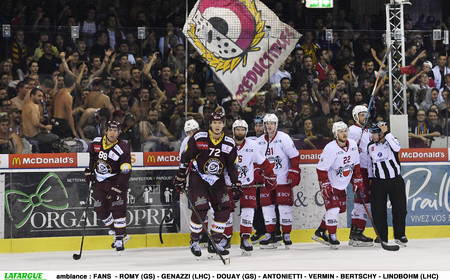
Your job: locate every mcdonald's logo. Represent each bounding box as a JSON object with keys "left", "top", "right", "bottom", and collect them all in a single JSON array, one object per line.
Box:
[
  {"left": 147, "top": 155, "right": 156, "bottom": 163},
  {"left": 12, "top": 157, "right": 21, "bottom": 165}
]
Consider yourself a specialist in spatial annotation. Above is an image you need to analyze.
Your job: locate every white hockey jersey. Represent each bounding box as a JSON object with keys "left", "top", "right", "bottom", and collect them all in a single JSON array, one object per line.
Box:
[
  {"left": 348, "top": 124, "right": 371, "bottom": 169},
  {"left": 236, "top": 138, "right": 267, "bottom": 185},
  {"left": 317, "top": 139, "right": 360, "bottom": 190},
  {"left": 256, "top": 131, "right": 299, "bottom": 185}
]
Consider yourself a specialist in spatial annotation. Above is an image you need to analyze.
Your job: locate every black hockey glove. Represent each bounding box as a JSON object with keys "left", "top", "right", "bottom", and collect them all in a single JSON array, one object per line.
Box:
[
  {"left": 173, "top": 168, "right": 187, "bottom": 194},
  {"left": 231, "top": 182, "right": 243, "bottom": 201},
  {"left": 84, "top": 168, "right": 95, "bottom": 185}
]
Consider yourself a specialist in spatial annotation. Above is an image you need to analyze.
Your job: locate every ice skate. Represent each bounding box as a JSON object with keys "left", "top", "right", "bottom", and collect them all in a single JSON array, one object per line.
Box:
[
  {"left": 395, "top": 236, "right": 408, "bottom": 247},
  {"left": 219, "top": 237, "right": 231, "bottom": 249},
  {"left": 329, "top": 234, "right": 340, "bottom": 250},
  {"left": 199, "top": 233, "right": 208, "bottom": 248},
  {"left": 259, "top": 233, "right": 278, "bottom": 249},
  {"left": 190, "top": 240, "right": 202, "bottom": 259},
  {"left": 275, "top": 234, "right": 282, "bottom": 246},
  {"left": 207, "top": 239, "right": 230, "bottom": 261},
  {"left": 348, "top": 226, "right": 374, "bottom": 247},
  {"left": 282, "top": 233, "right": 292, "bottom": 249},
  {"left": 240, "top": 235, "right": 253, "bottom": 256},
  {"left": 250, "top": 232, "right": 265, "bottom": 244},
  {"left": 111, "top": 234, "right": 130, "bottom": 250},
  {"left": 112, "top": 235, "right": 125, "bottom": 251},
  {"left": 311, "top": 228, "right": 330, "bottom": 246}
]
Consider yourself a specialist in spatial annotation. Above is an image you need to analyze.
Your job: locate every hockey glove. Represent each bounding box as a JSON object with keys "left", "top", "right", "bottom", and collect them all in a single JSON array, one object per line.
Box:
[
  {"left": 107, "top": 185, "right": 123, "bottom": 200},
  {"left": 231, "top": 182, "right": 243, "bottom": 201},
  {"left": 287, "top": 168, "right": 301, "bottom": 187},
  {"left": 352, "top": 176, "right": 363, "bottom": 192},
  {"left": 253, "top": 167, "right": 264, "bottom": 184},
  {"left": 173, "top": 169, "right": 187, "bottom": 194},
  {"left": 264, "top": 173, "right": 277, "bottom": 191},
  {"left": 84, "top": 168, "right": 95, "bottom": 185},
  {"left": 319, "top": 180, "right": 333, "bottom": 199}
]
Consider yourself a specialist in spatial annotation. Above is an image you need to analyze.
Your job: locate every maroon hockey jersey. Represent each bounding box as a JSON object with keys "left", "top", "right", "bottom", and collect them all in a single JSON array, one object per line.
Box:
[
  {"left": 181, "top": 130, "right": 239, "bottom": 186},
  {"left": 87, "top": 136, "right": 132, "bottom": 186}
]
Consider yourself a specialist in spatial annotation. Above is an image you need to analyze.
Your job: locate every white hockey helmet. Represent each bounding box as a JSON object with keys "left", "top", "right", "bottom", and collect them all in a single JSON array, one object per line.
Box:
[
  {"left": 263, "top": 113, "right": 278, "bottom": 125},
  {"left": 184, "top": 119, "right": 199, "bottom": 134},
  {"left": 232, "top": 119, "right": 248, "bottom": 137},
  {"left": 332, "top": 121, "right": 348, "bottom": 138},
  {"left": 352, "top": 105, "right": 368, "bottom": 124}
]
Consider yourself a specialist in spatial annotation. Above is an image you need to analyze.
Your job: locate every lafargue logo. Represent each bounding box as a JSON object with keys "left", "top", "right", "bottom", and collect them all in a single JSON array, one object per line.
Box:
[{"left": 187, "top": 0, "right": 265, "bottom": 73}]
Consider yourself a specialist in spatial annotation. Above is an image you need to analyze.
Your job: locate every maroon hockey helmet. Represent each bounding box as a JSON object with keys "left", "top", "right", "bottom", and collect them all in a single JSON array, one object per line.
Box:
[
  {"left": 210, "top": 109, "right": 225, "bottom": 123},
  {"left": 106, "top": 120, "right": 121, "bottom": 130}
]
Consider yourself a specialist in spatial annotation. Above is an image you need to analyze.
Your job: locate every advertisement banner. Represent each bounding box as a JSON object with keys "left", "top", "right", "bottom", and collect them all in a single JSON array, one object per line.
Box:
[
  {"left": 3, "top": 170, "right": 179, "bottom": 238},
  {"left": 9, "top": 153, "right": 78, "bottom": 168},
  {"left": 143, "top": 152, "right": 180, "bottom": 167}
]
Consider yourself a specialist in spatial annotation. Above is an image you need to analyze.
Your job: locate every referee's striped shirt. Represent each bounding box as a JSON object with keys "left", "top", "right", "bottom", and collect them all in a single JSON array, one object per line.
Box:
[{"left": 367, "top": 133, "right": 401, "bottom": 179}]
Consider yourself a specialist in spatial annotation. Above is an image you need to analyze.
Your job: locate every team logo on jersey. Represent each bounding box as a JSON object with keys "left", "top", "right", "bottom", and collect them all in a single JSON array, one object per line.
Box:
[
  {"left": 268, "top": 155, "right": 282, "bottom": 169},
  {"left": 195, "top": 196, "right": 208, "bottom": 206},
  {"left": 97, "top": 160, "right": 112, "bottom": 175},
  {"left": 377, "top": 152, "right": 383, "bottom": 157},
  {"left": 204, "top": 158, "right": 223, "bottom": 175},
  {"left": 93, "top": 144, "right": 101, "bottom": 152},
  {"left": 336, "top": 165, "right": 353, "bottom": 177},
  {"left": 238, "top": 165, "right": 248, "bottom": 179},
  {"left": 221, "top": 193, "right": 230, "bottom": 203}
]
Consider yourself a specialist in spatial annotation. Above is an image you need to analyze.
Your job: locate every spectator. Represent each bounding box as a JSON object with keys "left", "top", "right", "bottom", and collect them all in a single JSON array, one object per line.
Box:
[
  {"left": 90, "top": 30, "right": 109, "bottom": 59},
  {"left": 408, "top": 109, "right": 440, "bottom": 147},
  {"left": 269, "top": 62, "right": 291, "bottom": 96},
  {"left": 300, "top": 31, "right": 319, "bottom": 64},
  {"left": 339, "top": 93, "right": 353, "bottom": 123},
  {"left": 22, "top": 88, "right": 59, "bottom": 153},
  {"left": 38, "top": 42, "right": 62, "bottom": 78},
  {"left": 112, "top": 110, "right": 126, "bottom": 126},
  {"left": 419, "top": 88, "right": 440, "bottom": 111},
  {"left": 8, "top": 108, "right": 23, "bottom": 137},
  {"left": 11, "top": 29, "right": 29, "bottom": 70},
  {"left": 167, "top": 44, "right": 186, "bottom": 76},
  {"left": 293, "top": 55, "right": 318, "bottom": 90},
  {"left": 157, "top": 65, "right": 177, "bottom": 103},
  {"left": 432, "top": 54, "right": 450, "bottom": 89},
  {"left": 138, "top": 108, "right": 175, "bottom": 152},
  {"left": 52, "top": 75, "right": 79, "bottom": 139},
  {"left": 0, "top": 114, "right": 23, "bottom": 154},
  {"left": 10, "top": 81, "right": 30, "bottom": 110},
  {"left": 315, "top": 49, "right": 334, "bottom": 82},
  {"left": 77, "top": 107, "right": 110, "bottom": 142},
  {"left": 80, "top": 8, "right": 99, "bottom": 49}
]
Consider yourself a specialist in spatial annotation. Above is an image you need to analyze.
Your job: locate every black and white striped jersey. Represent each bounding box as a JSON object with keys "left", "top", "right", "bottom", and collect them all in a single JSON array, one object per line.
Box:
[{"left": 367, "top": 133, "right": 401, "bottom": 179}]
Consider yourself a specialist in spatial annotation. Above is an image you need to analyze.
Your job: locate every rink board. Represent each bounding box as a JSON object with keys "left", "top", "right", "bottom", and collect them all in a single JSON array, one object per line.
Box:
[{"left": 0, "top": 149, "right": 449, "bottom": 253}]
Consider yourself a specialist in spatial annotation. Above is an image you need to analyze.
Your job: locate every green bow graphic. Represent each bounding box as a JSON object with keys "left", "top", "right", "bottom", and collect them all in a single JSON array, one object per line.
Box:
[{"left": 5, "top": 172, "right": 69, "bottom": 229}]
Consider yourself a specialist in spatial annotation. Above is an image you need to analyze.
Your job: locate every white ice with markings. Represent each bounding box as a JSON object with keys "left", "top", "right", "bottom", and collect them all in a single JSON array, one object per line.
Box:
[{"left": 0, "top": 238, "right": 450, "bottom": 271}]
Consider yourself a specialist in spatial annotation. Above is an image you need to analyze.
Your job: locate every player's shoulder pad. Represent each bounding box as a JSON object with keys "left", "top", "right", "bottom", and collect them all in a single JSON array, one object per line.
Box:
[
  {"left": 193, "top": 131, "right": 208, "bottom": 140},
  {"left": 93, "top": 137, "right": 102, "bottom": 143},
  {"left": 224, "top": 136, "right": 235, "bottom": 146}
]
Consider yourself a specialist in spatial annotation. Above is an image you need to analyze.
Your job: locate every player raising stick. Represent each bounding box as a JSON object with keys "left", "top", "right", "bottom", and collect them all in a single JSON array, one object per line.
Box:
[
  {"left": 256, "top": 114, "right": 301, "bottom": 249},
  {"left": 347, "top": 105, "right": 374, "bottom": 246},
  {"left": 232, "top": 119, "right": 277, "bottom": 255},
  {"left": 312, "top": 121, "right": 362, "bottom": 249}
]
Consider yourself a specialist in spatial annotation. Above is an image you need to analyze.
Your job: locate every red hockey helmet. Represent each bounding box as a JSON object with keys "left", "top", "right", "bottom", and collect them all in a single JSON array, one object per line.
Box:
[{"left": 210, "top": 109, "right": 225, "bottom": 123}]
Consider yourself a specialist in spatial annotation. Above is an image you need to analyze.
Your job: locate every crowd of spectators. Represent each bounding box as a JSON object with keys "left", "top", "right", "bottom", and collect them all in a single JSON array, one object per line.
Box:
[{"left": 0, "top": 0, "right": 448, "bottom": 153}]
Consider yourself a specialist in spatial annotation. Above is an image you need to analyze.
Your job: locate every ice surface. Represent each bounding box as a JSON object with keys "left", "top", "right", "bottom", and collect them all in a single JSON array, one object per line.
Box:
[{"left": 1, "top": 238, "right": 449, "bottom": 271}]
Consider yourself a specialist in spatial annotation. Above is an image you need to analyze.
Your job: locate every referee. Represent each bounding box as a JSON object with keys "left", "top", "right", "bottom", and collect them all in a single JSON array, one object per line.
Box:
[{"left": 367, "top": 121, "right": 408, "bottom": 247}]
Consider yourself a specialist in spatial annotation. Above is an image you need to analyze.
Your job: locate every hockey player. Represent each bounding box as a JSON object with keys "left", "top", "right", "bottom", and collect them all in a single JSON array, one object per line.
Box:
[
  {"left": 367, "top": 122, "right": 407, "bottom": 247},
  {"left": 173, "top": 110, "right": 242, "bottom": 258},
  {"left": 232, "top": 119, "right": 277, "bottom": 254},
  {"left": 256, "top": 113, "right": 301, "bottom": 249},
  {"left": 347, "top": 105, "right": 374, "bottom": 246},
  {"left": 248, "top": 114, "right": 268, "bottom": 243},
  {"left": 85, "top": 121, "right": 132, "bottom": 251},
  {"left": 179, "top": 119, "right": 200, "bottom": 157},
  {"left": 312, "top": 121, "right": 363, "bottom": 249}
]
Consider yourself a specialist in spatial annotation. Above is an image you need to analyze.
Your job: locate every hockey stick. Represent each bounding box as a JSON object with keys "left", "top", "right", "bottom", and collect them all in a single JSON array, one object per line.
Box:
[
  {"left": 158, "top": 210, "right": 171, "bottom": 244},
  {"left": 73, "top": 181, "right": 93, "bottom": 260},
  {"left": 355, "top": 189, "right": 400, "bottom": 251},
  {"left": 228, "top": 184, "right": 265, "bottom": 189},
  {"left": 184, "top": 187, "right": 230, "bottom": 265},
  {"left": 358, "top": 44, "right": 393, "bottom": 145}
]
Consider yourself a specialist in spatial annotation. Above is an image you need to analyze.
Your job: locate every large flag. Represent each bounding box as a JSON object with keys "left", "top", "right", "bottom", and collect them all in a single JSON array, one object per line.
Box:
[{"left": 183, "top": 0, "right": 301, "bottom": 107}]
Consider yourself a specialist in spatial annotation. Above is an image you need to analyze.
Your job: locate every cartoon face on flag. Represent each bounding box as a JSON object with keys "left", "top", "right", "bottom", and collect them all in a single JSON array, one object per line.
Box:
[{"left": 183, "top": 0, "right": 301, "bottom": 107}]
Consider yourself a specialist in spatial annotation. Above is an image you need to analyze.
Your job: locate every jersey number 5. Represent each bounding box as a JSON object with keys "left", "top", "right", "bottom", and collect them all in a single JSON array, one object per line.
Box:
[
  {"left": 209, "top": 148, "right": 220, "bottom": 157},
  {"left": 343, "top": 156, "right": 350, "bottom": 164}
]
